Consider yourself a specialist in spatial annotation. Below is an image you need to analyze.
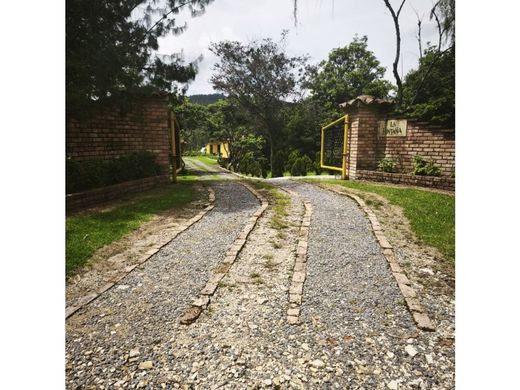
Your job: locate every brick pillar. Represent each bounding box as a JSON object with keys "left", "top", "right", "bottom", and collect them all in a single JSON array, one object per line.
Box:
[{"left": 344, "top": 97, "right": 390, "bottom": 179}]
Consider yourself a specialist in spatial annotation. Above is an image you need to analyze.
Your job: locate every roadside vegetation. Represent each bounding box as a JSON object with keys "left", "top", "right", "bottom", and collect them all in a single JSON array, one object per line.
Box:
[
  {"left": 317, "top": 180, "right": 455, "bottom": 261},
  {"left": 192, "top": 155, "right": 218, "bottom": 166},
  {"left": 66, "top": 183, "right": 197, "bottom": 277},
  {"left": 248, "top": 180, "right": 290, "bottom": 231}
]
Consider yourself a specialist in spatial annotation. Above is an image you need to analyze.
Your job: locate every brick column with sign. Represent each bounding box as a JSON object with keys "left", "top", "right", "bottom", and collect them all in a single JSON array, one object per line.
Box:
[
  {"left": 341, "top": 95, "right": 455, "bottom": 185},
  {"left": 341, "top": 96, "right": 391, "bottom": 179}
]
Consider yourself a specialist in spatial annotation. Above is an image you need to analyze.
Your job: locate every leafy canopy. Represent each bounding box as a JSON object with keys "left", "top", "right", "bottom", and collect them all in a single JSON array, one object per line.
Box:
[
  {"left": 306, "top": 35, "right": 393, "bottom": 110},
  {"left": 66, "top": 0, "right": 214, "bottom": 113},
  {"left": 209, "top": 33, "right": 308, "bottom": 172},
  {"left": 402, "top": 45, "right": 455, "bottom": 126}
]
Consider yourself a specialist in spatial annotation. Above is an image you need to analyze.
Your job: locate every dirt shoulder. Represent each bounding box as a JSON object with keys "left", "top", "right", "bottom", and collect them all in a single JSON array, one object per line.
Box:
[{"left": 66, "top": 184, "right": 210, "bottom": 309}]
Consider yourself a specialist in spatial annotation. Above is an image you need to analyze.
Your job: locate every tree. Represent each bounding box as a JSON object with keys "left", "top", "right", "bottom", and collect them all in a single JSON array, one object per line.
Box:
[
  {"left": 173, "top": 97, "right": 210, "bottom": 152},
  {"left": 209, "top": 34, "right": 308, "bottom": 175},
  {"left": 401, "top": 0, "right": 455, "bottom": 126},
  {"left": 206, "top": 99, "right": 265, "bottom": 172},
  {"left": 402, "top": 45, "right": 454, "bottom": 126},
  {"left": 66, "top": 0, "right": 214, "bottom": 114},
  {"left": 306, "top": 35, "right": 392, "bottom": 110},
  {"left": 432, "top": 0, "right": 455, "bottom": 45}
]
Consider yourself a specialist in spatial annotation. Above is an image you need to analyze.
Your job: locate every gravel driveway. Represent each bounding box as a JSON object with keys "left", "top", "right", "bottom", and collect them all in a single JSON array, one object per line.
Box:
[
  {"left": 66, "top": 174, "right": 454, "bottom": 389},
  {"left": 66, "top": 180, "right": 259, "bottom": 388}
]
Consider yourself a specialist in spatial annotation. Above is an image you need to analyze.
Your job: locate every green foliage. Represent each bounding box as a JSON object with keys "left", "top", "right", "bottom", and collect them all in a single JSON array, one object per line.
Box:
[
  {"left": 285, "top": 150, "right": 302, "bottom": 172},
  {"left": 377, "top": 158, "right": 398, "bottom": 173},
  {"left": 306, "top": 36, "right": 393, "bottom": 110},
  {"left": 412, "top": 155, "right": 441, "bottom": 176},
  {"left": 174, "top": 97, "right": 211, "bottom": 152},
  {"left": 282, "top": 99, "right": 335, "bottom": 158},
  {"left": 66, "top": 152, "right": 161, "bottom": 194},
  {"left": 402, "top": 46, "right": 455, "bottom": 126},
  {"left": 237, "top": 152, "right": 263, "bottom": 177},
  {"left": 271, "top": 150, "right": 287, "bottom": 178},
  {"left": 314, "top": 152, "right": 322, "bottom": 174},
  {"left": 66, "top": 0, "right": 214, "bottom": 113},
  {"left": 188, "top": 93, "right": 226, "bottom": 105},
  {"left": 433, "top": 0, "right": 455, "bottom": 45},
  {"left": 300, "top": 155, "right": 313, "bottom": 172},
  {"left": 66, "top": 183, "right": 196, "bottom": 276},
  {"left": 210, "top": 33, "right": 308, "bottom": 171},
  {"left": 290, "top": 158, "right": 306, "bottom": 177}
]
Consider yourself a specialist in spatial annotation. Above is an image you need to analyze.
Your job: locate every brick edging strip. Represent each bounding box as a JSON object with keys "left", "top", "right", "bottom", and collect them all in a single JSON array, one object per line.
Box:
[
  {"left": 286, "top": 193, "right": 313, "bottom": 325},
  {"left": 323, "top": 185, "right": 435, "bottom": 332},
  {"left": 65, "top": 187, "right": 216, "bottom": 319},
  {"left": 178, "top": 182, "right": 269, "bottom": 325}
]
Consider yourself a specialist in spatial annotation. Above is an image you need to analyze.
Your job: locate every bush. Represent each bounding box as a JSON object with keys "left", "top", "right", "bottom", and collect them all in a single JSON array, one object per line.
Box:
[
  {"left": 217, "top": 156, "right": 229, "bottom": 168},
  {"left": 285, "top": 150, "right": 302, "bottom": 172},
  {"left": 66, "top": 151, "right": 162, "bottom": 194},
  {"left": 290, "top": 158, "right": 307, "bottom": 176},
  {"left": 300, "top": 155, "right": 313, "bottom": 173},
  {"left": 412, "top": 155, "right": 441, "bottom": 176},
  {"left": 272, "top": 150, "right": 286, "bottom": 178},
  {"left": 314, "top": 152, "right": 322, "bottom": 174},
  {"left": 377, "top": 158, "right": 397, "bottom": 173},
  {"left": 236, "top": 152, "right": 262, "bottom": 177}
]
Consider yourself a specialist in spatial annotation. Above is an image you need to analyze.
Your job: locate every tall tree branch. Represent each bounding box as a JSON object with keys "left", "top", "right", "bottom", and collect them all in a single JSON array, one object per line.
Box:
[
  {"left": 410, "top": 4, "right": 424, "bottom": 60},
  {"left": 430, "top": 3, "right": 444, "bottom": 52},
  {"left": 383, "top": 0, "right": 407, "bottom": 107}
]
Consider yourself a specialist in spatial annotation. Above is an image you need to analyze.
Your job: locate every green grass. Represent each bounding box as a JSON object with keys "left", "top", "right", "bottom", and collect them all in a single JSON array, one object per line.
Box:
[
  {"left": 192, "top": 155, "right": 218, "bottom": 166},
  {"left": 248, "top": 180, "right": 290, "bottom": 230},
  {"left": 316, "top": 179, "right": 455, "bottom": 261},
  {"left": 66, "top": 183, "right": 197, "bottom": 277}
]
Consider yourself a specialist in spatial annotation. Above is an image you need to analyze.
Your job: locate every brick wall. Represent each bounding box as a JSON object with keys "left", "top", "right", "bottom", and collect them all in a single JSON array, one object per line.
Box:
[
  {"left": 66, "top": 95, "right": 171, "bottom": 172},
  {"left": 356, "top": 170, "right": 455, "bottom": 191},
  {"left": 66, "top": 175, "right": 170, "bottom": 212},
  {"left": 376, "top": 121, "right": 455, "bottom": 176},
  {"left": 344, "top": 96, "right": 455, "bottom": 189}
]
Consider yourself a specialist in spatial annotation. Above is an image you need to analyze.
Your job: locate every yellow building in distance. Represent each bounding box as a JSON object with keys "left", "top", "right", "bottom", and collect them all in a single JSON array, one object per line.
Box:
[{"left": 205, "top": 142, "right": 230, "bottom": 158}]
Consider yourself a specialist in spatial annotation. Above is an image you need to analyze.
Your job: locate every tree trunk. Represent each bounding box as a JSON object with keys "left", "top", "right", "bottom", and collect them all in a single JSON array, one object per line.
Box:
[
  {"left": 383, "top": 0, "right": 406, "bottom": 108},
  {"left": 269, "top": 135, "right": 274, "bottom": 176}
]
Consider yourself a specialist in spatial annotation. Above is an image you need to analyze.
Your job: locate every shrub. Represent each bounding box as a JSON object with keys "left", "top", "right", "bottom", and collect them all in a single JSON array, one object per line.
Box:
[
  {"left": 285, "top": 150, "right": 302, "bottom": 172},
  {"left": 314, "top": 152, "right": 322, "bottom": 174},
  {"left": 377, "top": 157, "right": 397, "bottom": 173},
  {"left": 66, "top": 151, "right": 161, "bottom": 194},
  {"left": 217, "top": 156, "right": 228, "bottom": 168},
  {"left": 272, "top": 150, "right": 286, "bottom": 178},
  {"left": 412, "top": 155, "right": 441, "bottom": 176},
  {"left": 290, "top": 158, "right": 307, "bottom": 176},
  {"left": 300, "top": 155, "right": 313, "bottom": 173}
]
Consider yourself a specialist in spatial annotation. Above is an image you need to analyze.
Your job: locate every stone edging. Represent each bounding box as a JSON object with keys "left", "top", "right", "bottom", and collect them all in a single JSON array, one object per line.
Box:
[
  {"left": 323, "top": 186, "right": 435, "bottom": 332},
  {"left": 178, "top": 182, "right": 269, "bottom": 325},
  {"left": 287, "top": 196, "right": 313, "bottom": 325},
  {"left": 65, "top": 187, "right": 216, "bottom": 320}
]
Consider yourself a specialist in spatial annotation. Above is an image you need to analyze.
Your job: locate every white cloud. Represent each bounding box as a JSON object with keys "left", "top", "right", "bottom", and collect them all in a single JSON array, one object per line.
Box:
[{"left": 157, "top": 0, "right": 441, "bottom": 95}]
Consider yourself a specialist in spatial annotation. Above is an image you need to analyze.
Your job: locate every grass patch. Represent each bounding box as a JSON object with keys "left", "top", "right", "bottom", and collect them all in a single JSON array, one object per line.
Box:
[
  {"left": 219, "top": 281, "right": 237, "bottom": 289},
  {"left": 247, "top": 180, "right": 290, "bottom": 231},
  {"left": 264, "top": 258, "right": 277, "bottom": 272},
  {"left": 66, "top": 183, "right": 197, "bottom": 277},
  {"left": 315, "top": 179, "right": 455, "bottom": 261},
  {"left": 192, "top": 155, "right": 218, "bottom": 166}
]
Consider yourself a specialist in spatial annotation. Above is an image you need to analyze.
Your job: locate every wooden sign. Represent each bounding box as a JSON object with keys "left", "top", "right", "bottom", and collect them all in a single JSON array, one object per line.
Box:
[{"left": 378, "top": 119, "right": 407, "bottom": 137}]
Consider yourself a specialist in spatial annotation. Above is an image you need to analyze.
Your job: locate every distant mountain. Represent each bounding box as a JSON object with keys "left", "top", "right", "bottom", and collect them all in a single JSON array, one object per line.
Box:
[{"left": 188, "top": 93, "right": 226, "bottom": 105}]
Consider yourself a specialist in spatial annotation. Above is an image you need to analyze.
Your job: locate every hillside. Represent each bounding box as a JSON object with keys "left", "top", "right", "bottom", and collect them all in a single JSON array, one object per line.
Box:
[{"left": 188, "top": 93, "right": 226, "bottom": 105}]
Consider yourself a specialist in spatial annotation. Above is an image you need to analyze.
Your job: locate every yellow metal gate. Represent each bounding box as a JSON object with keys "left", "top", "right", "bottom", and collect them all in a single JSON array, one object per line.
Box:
[{"left": 320, "top": 115, "right": 349, "bottom": 179}]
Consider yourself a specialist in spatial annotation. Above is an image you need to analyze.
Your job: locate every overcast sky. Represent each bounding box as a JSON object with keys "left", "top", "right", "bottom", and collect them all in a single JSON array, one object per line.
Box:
[{"left": 157, "top": 0, "right": 441, "bottom": 95}]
